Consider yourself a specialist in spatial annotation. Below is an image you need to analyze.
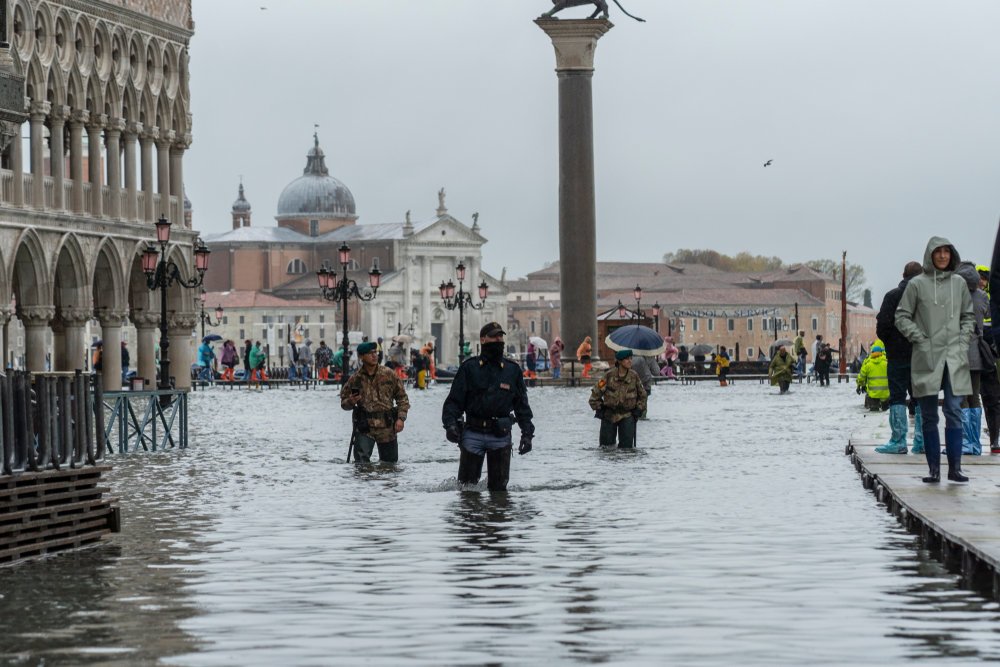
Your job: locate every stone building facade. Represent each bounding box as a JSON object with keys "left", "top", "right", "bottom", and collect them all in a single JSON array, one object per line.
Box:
[
  {"left": 203, "top": 135, "right": 507, "bottom": 367},
  {"left": 507, "top": 262, "right": 878, "bottom": 363},
  {"left": 0, "top": 0, "right": 200, "bottom": 390}
]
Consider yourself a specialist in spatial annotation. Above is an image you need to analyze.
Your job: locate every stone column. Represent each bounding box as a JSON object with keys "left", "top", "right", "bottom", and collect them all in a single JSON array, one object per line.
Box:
[
  {"left": 140, "top": 127, "right": 156, "bottom": 222},
  {"left": 28, "top": 101, "right": 49, "bottom": 209},
  {"left": 49, "top": 105, "right": 68, "bottom": 210},
  {"left": 0, "top": 307, "right": 11, "bottom": 367},
  {"left": 55, "top": 307, "right": 90, "bottom": 371},
  {"left": 10, "top": 114, "right": 22, "bottom": 206},
  {"left": 168, "top": 313, "right": 196, "bottom": 391},
  {"left": 170, "top": 137, "right": 187, "bottom": 224},
  {"left": 156, "top": 132, "right": 173, "bottom": 220},
  {"left": 420, "top": 255, "right": 431, "bottom": 341},
  {"left": 97, "top": 309, "right": 125, "bottom": 392},
  {"left": 105, "top": 118, "right": 123, "bottom": 219},
  {"left": 124, "top": 122, "right": 140, "bottom": 221},
  {"left": 20, "top": 305, "right": 54, "bottom": 373},
  {"left": 132, "top": 312, "right": 159, "bottom": 390},
  {"left": 87, "top": 115, "right": 106, "bottom": 217},
  {"left": 69, "top": 110, "right": 88, "bottom": 214},
  {"left": 536, "top": 18, "right": 612, "bottom": 359}
]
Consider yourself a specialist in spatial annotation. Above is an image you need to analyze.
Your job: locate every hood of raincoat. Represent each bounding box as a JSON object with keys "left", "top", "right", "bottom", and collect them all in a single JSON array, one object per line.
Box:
[
  {"left": 922, "top": 236, "right": 960, "bottom": 274},
  {"left": 955, "top": 261, "right": 980, "bottom": 293}
]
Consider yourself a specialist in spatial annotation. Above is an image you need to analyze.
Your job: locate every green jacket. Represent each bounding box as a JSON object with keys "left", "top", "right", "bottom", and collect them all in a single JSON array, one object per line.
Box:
[
  {"left": 249, "top": 345, "right": 266, "bottom": 369},
  {"left": 768, "top": 351, "right": 795, "bottom": 385},
  {"left": 894, "top": 236, "right": 974, "bottom": 398},
  {"left": 857, "top": 353, "right": 889, "bottom": 400},
  {"left": 589, "top": 367, "right": 647, "bottom": 423}
]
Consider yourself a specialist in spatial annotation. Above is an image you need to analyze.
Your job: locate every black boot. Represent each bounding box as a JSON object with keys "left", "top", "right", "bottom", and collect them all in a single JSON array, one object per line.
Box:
[
  {"left": 486, "top": 446, "right": 512, "bottom": 492},
  {"left": 923, "top": 427, "right": 941, "bottom": 483},
  {"left": 945, "top": 426, "right": 969, "bottom": 482},
  {"left": 457, "top": 448, "right": 484, "bottom": 485}
]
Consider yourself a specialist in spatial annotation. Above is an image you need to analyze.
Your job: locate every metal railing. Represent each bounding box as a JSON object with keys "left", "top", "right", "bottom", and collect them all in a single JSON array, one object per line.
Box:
[
  {"left": 102, "top": 389, "right": 188, "bottom": 453},
  {"left": 0, "top": 371, "right": 103, "bottom": 477}
]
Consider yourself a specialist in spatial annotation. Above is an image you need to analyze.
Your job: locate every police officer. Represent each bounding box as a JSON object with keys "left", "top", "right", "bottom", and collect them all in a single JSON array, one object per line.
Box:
[
  {"left": 589, "top": 349, "right": 647, "bottom": 448},
  {"left": 442, "top": 322, "right": 535, "bottom": 491},
  {"left": 340, "top": 341, "right": 410, "bottom": 463}
]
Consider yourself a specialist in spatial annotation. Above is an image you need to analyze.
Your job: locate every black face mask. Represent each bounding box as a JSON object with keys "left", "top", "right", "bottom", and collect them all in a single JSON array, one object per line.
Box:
[{"left": 481, "top": 341, "right": 504, "bottom": 361}]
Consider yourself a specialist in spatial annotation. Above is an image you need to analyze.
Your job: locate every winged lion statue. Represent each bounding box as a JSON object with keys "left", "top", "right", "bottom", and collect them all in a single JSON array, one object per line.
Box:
[{"left": 540, "top": 0, "right": 645, "bottom": 22}]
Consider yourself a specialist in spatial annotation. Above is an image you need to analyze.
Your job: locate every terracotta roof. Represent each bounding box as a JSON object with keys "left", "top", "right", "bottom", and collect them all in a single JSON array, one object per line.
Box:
[{"left": 598, "top": 287, "right": 824, "bottom": 309}]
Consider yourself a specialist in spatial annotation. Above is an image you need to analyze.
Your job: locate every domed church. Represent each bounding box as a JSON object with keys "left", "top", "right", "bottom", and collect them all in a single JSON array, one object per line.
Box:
[{"left": 202, "top": 134, "right": 507, "bottom": 366}]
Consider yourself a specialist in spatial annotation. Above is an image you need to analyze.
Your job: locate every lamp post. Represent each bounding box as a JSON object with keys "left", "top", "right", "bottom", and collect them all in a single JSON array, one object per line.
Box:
[
  {"left": 199, "top": 291, "right": 224, "bottom": 339},
  {"left": 652, "top": 302, "right": 661, "bottom": 333},
  {"left": 440, "top": 261, "right": 488, "bottom": 364},
  {"left": 317, "top": 242, "right": 381, "bottom": 382},
  {"left": 142, "top": 214, "right": 211, "bottom": 398}
]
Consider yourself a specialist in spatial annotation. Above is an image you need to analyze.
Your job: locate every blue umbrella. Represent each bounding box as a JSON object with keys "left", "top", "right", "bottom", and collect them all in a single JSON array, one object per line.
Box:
[
  {"left": 605, "top": 324, "right": 666, "bottom": 357},
  {"left": 202, "top": 334, "right": 223, "bottom": 343}
]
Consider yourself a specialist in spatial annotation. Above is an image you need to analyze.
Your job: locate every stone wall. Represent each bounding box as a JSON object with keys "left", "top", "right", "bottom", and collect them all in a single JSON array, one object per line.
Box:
[{"left": 109, "top": 0, "right": 192, "bottom": 29}]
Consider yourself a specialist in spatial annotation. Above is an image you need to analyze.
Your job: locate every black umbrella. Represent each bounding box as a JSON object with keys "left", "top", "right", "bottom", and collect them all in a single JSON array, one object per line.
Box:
[
  {"left": 687, "top": 343, "right": 714, "bottom": 356},
  {"left": 90, "top": 339, "right": 102, "bottom": 347}
]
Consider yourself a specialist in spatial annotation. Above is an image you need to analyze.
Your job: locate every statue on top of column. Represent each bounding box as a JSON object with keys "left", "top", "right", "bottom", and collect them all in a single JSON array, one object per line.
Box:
[{"left": 539, "top": 0, "right": 645, "bottom": 22}]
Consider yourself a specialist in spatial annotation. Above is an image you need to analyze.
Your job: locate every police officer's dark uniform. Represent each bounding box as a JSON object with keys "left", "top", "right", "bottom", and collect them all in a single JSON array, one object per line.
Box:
[{"left": 442, "top": 322, "right": 534, "bottom": 491}]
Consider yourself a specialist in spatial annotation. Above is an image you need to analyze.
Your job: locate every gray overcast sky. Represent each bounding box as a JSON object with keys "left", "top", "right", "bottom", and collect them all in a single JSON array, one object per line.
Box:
[{"left": 185, "top": 0, "right": 1000, "bottom": 299}]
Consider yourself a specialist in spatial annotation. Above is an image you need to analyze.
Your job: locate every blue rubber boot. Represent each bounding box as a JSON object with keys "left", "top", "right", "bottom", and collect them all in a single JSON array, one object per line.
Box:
[
  {"left": 922, "top": 427, "right": 940, "bottom": 483},
  {"left": 876, "top": 404, "right": 909, "bottom": 453},
  {"left": 911, "top": 409, "right": 924, "bottom": 454},
  {"left": 961, "top": 407, "right": 982, "bottom": 456},
  {"left": 945, "top": 426, "right": 969, "bottom": 482}
]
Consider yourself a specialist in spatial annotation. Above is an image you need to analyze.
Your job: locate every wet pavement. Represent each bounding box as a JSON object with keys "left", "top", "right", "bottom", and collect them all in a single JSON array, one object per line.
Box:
[{"left": 1, "top": 381, "right": 999, "bottom": 665}]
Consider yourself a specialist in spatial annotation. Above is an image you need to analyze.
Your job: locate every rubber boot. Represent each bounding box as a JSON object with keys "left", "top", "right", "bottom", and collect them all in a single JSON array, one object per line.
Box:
[
  {"left": 457, "top": 448, "right": 484, "bottom": 485},
  {"left": 961, "top": 407, "right": 982, "bottom": 456},
  {"left": 876, "top": 404, "right": 909, "bottom": 454},
  {"left": 945, "top": 426, "right": 969, "bottom": 482},
  {"left": 922, "top": 427, "right": 940, "bottom": 483},
  {"left": 485, "top": 446, "right": 512, "bottom": 492},
  {"left": 376, "top": 438, "right": 398, "bottom": 463},
  {"left": 353, "top": 434, "right": 376, "bottom": 463},
  {"left": 911, "top": 409, "right": 924, "bottom": 454}
]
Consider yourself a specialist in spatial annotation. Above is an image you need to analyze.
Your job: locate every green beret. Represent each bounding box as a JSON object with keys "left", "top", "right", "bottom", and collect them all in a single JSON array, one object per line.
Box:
[
  {"left": 357, "top": 342, "right": 377, "bottom": 355},
  {"left": 615, "top": 349, "right": 633, "bottom": 361}
]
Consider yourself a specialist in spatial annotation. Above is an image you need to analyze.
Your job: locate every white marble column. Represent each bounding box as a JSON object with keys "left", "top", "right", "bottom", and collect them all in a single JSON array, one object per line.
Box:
[
  {"left": 170, "top": 138, "right": 187, "bottom": 224},
  {"left": 132, "top": 312, "right": 159, "bottom": 390},
  {"left": 105, "top": 118, "right": 123, "bottom": 219},
  {"left": 156, "top": 132, "right": 173, "bottom": 220},
  {"left": 124, "top": 122, "right": 140, "bottom": 221},
  {"left": 10, "top": 119, "right": 22, "bottom": 206},
  {"left": 87, "top": 115, "right": 106, "bottom": 217},
  {"left": 49, "top": 105, "right": 68, "bottom": 211},
  {"left": 20, "top": 305, "right": 54, "bottom": 373},
  {"left": 97, "top": 310, "right": 125, "bottom": 391},
  {"left": 69, "top": 110, "right": 88, "bottom": 214},
  {"left": 168, "top": 313, "right": 196, "bottom": 391},
  {"left": 0, "top": 307, "right": 10, "bottom": 367},
  {"left": 140, "top": 127, "right": 156, "bottom": 222},
  {"left": 420, "top": 256, "right": 431, "bottom": 341},
  {"left": 28, "top": 101, "right": 49, "bottom": 209},
  {"left": 56, "top": 307, "right": 90, "bottom": 371}
]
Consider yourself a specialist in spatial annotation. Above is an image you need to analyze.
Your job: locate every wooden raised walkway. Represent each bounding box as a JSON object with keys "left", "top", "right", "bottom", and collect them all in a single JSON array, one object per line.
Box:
[{"left": 847, "top": 418, "right": 1000, "bottom": 600}]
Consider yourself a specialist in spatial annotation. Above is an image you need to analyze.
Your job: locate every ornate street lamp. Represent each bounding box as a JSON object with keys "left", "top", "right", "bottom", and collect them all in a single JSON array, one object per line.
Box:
[
  {"left": 142, "top": 214, "right": 211, "bottom": 398},
  {"left": 199, "top": 290, "right": 224, "bottom": 339},
  {"left": 440, "top": 261, "right": 488, "bottom": 364},
  {"left": 652, "top": 302, "right": 661, "bottom": 333},
  {"left": 316, "top": 242, "right": 381, "bottom": 381}
]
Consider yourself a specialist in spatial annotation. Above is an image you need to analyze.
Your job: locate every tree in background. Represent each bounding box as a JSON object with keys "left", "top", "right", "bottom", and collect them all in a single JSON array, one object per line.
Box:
[
  {"left": 804, "top": 259, "right": 868, "bottom": 302},
  {"left": 662, "top": 249, "right": 784, "bottom": 272}
]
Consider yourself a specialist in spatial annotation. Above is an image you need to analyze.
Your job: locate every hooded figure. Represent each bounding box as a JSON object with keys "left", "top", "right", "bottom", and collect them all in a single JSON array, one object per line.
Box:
[
  {"left": 856, "top": 339, "right": 889, "bottom": 410},
  {"left": 549, "top": 337, "right": 564, "bottom": 379},
  {"left": 895, "top": 236, "right": 975, "bottom": 483},
  {"left": 955, "top": 261, "right": 992, "bottom": 455}
]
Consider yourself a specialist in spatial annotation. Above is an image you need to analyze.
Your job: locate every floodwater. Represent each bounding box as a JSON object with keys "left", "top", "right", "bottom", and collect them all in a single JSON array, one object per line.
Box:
[{"left": 2, "top": 381, "right": 1000, "bottom": 665}]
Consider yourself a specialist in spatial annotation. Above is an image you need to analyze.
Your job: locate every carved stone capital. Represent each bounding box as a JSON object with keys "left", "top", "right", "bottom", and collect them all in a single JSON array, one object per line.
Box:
[
  {"left": 105, "top": 117, "right": 126, "bottom": 134},
  {"left": 157, "top": 130, "right": 176, "bottom": 146},
  {"left": 49, "top": 105, "right": 71, "bottom": 123},
  {"left": 70, "top": 109, "right": 90, "bottom": 126},
  {"left": 29, "top": 100, "right": 50, "bottom": 121},
  {"left": 0, "top": 306, "right": 12, "bottom": 326},
  {"left": 18, "top": 305, "right": 56, "bottom": 326},
  {"left": 535, "top": 18, "right": 613, "bottom": 71},
  {"left": 168, "top": 313, "right": 197, "bottom": 331},
  {"left": 142, "top": 126, "right": 160, "bottom": 141},
  {"left": 131, "top": 312, "right": 162, "bottom": 329},
  {"left": 96, "top": 308, "right": 128, "bottom": 327},
  {"left": 126, "top": 121, "right": 143, "bottom": 137},
  {"left": 58, "top": 306, "right": 94, "bottom": 326},
  {"left": 86, "top": 114, "right": 108, "bottom": 132}
]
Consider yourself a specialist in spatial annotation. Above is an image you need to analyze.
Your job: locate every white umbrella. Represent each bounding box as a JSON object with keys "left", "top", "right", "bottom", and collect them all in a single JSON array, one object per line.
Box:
[{"left": 528, "top": 336, "right": 548, "bottom": 350}]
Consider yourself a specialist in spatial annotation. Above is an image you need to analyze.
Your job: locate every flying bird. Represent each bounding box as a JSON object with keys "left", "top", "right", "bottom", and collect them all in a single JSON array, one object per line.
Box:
[{"left": 763, "top": 159, "right": 773, "bottom": 167}]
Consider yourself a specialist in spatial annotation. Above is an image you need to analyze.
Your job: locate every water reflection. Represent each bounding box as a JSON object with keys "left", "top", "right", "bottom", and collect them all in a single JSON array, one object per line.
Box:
[{"left": 445, "top": 492, "right": 538, "bottom": 559}]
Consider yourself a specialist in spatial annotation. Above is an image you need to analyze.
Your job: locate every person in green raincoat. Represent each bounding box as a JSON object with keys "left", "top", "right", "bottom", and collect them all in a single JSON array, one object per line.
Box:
[{"left": 768, "top": 345, "right": 796, "bottom": 394}]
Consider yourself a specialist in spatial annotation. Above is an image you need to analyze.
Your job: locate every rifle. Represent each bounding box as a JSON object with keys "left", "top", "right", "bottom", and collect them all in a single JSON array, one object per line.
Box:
[{"left": 347, "top": 421, "right": 357, "bottom": 463}]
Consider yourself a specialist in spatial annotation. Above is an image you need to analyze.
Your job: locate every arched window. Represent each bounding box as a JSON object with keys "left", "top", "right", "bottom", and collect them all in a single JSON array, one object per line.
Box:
[{"left": 287, "top": 258, "right": 307, "bottom": 275}]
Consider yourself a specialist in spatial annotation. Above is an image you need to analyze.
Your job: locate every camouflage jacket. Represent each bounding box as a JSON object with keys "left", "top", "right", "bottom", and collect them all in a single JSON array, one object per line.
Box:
[
  {"left": 588, "top": 368, "right": 648, "bottom": 423},
  {"left": 340, "top": 366, "right": 410, "bottom": 442}
]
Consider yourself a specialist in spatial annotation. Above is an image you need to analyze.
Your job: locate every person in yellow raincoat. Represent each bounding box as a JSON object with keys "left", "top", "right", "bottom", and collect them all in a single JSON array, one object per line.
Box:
[{"left": 856, "top": 340, "right": 890, "bottom": 411}]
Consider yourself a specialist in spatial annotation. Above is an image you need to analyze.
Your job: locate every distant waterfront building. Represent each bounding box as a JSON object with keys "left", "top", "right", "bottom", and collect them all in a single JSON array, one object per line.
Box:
[
  {"left": 203, "top": 135, "right": 507, "bottom": 366},
  {"left": 507, "top": 262, "right": 877, "bottom": 362}
]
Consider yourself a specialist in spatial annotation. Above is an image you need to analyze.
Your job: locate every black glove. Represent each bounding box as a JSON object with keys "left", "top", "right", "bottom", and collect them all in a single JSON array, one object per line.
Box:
[
  {"left": 631, "top": 408, "right": 643, "bottom": 420},
  {"left": 594, "top": 408, "right": 604, "bottom": 420},
  {"left": 856, "top": 386, "right": 863, "bottom": 395},
  {"left": 518, "top": 434, "right": 533, "bottom": 455},
  {"left": 445, "top": 423, "right": 463, "bottom": 444}
]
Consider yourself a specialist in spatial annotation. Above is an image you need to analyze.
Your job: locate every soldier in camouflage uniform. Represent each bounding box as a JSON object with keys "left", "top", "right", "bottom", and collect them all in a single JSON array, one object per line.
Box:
[
  {"left": 340, "top": 341, "right": 410, "bottom": 463},
  {"left": 589, "top": 349, "right": 648, "bottom": 448}
]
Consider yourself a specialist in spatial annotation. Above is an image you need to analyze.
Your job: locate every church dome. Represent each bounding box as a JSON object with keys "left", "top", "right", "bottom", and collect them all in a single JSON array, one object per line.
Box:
[{"left": 276, "top": 134, "right": 357, "bottom": 220}]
